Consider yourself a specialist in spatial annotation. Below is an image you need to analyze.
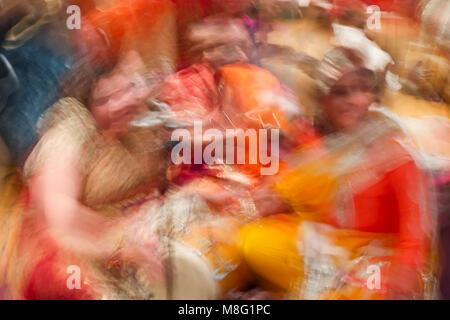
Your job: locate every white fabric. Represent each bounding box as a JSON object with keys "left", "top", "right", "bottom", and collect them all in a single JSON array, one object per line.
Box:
[{"left": 332, "top": 24, "right": 393, "bottom": 72}]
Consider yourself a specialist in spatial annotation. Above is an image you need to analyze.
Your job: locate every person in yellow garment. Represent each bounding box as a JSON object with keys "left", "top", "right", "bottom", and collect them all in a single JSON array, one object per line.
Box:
[{"left": 240, "top": 47, "right": 436, "bottom": 300}]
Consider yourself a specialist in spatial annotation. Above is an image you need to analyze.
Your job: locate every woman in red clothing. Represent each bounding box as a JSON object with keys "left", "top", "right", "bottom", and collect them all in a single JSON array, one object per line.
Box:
[{"left": 241, "top": 47, "right": 436, "bottom": 299}]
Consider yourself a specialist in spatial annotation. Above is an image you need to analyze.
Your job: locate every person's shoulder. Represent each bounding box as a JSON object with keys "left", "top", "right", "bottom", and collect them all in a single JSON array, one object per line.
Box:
[
  {"left": 36, "top": 97, "right": 95, "bottom": 137},
  {"left": 368, "top": 105, "right": 405, "bottom": 132},
  {"left": 23, "top": 97, "right": 96, "bottom": 180}
]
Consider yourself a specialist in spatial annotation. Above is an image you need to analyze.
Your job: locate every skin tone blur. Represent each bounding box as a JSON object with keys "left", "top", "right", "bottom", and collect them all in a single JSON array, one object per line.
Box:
[
  {"left": 90, "top": 73, "right": 148, "bottom": 138},
  {"left": 321, "top": 70, "right": 377, "bottom": 132},
  {"left": 28, "top": 51, "right": 164, "bottom": 281}
]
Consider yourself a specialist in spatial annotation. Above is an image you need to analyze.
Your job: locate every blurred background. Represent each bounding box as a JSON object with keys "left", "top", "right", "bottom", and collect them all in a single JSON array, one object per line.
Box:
[{"left": 0, "top": 0, "right": 448, "bottom": 300}]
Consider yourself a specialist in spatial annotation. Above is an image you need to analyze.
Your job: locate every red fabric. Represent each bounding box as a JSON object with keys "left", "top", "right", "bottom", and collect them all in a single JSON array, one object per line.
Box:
[
  {"left": 330, "top": 0, "right": 414, "bottom": 15},
  {"left": 362, "top": 0, "right": 395, "bottom": 11},
  {"left": 24, "top": 251, "right": 94, "bottom": 300},
  {"left": 19, "top": 215, "right": 95, "bottom": 300},
  {"left": 171, "top": 0, "right": 212, "bottom": 17},
  {"left": 332, "top": 0, "right": 418, "bottom": 15},
  {"left": 326, "top": 159, "right": 430, "bottom": 270},
  {"left": 161, "top": 63, "right": 219, "bottom": 116},
  {"left": 17, "top": 193, "right": 95, "bottom": 300},
  {"left": 330, "top": 0, "right": 367, "bottom": 17},
  {"left": 367, "top": 0, "right": 419, "bottom": 15}
]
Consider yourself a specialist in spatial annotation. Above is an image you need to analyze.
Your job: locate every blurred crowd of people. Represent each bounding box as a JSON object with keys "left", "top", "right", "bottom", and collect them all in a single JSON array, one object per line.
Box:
[{"left": 0, "top": 0, "right": 449, "bottom": 300}]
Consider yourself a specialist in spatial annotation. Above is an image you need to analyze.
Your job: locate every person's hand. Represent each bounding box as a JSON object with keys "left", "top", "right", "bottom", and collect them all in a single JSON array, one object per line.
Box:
[
  {"left": 252, "top": 186, "right": 291, "bottom": 217},
  {"left": 115, "top": 239, "right": 166, "bottom": 284},
  {"left": 192, "top": 179, "right": 239, "bottom": 208}
]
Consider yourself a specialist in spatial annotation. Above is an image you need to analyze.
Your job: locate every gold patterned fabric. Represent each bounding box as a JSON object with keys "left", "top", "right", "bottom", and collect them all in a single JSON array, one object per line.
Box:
[
  {"left": 3, "top": 97, "right": 172, "bottom": 299},
  {"left": 0, "top": 167, "right": 23, "bottom": 298},
  {"left": 23, "top": 97, "right": 168, "bottom": 216}
]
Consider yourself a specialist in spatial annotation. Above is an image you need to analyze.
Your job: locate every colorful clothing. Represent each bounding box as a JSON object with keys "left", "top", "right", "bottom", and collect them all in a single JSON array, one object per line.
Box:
[
  {"left": 6, "top": 98, "right": 168, "bottom": 299},
  {"left": 240, "top": 110, "right": 436, "bottom": 299}
]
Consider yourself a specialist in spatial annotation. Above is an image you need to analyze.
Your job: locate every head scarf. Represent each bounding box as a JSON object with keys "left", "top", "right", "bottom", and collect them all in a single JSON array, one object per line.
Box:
[{"left": 315, "top": 47, "right": 374, "bottom": 96}]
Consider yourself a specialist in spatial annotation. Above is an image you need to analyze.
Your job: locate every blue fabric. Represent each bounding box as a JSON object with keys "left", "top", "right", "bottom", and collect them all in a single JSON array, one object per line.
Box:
[{"left": 0, "top": 27, "right": 75, "bottom": 165}]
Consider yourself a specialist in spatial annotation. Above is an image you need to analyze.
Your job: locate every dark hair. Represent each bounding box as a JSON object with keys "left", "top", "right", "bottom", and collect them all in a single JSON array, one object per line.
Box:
[
  {"left": 60, "top": 61, "right": 111, "bottom": 107},
  {"left": 248, "top": 3, "right": 260, "bottom": 17}
]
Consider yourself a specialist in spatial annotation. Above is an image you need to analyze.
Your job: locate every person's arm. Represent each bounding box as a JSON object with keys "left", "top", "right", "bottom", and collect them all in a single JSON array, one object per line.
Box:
[
  {"left": 387, "top": 159, "right": 432, "bottom": 296},
  {"left": 30, "top": 151, "right": 165, "bottom": 281},
  {"left": 28, "top": 129, "right": 115, "bottom": 258},
  {"left": 390, "top": 160, "right": 430, "bottom": 269}
]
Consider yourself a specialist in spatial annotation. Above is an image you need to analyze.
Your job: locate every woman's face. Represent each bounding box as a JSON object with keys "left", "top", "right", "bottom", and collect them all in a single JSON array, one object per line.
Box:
[
  {"left": 322, "top": 70, "right": 377, "bottom": 131},
  {"left": 90, "top": 74, "right": 147, "bottom": 137}
]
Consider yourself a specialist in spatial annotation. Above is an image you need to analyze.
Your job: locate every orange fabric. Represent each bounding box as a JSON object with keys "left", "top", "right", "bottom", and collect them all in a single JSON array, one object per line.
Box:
[
  {"left": 84, "top": 0, "right": 171, "bottom": 64},
  {"left": 218, "top": 63, "right": 296, "bottom": 177},
  {"left": 219, "top": 63, "right": 290, "bottom": 130},
  {"left": 162, "top": 62, "right": 315, "bottom": 178}
]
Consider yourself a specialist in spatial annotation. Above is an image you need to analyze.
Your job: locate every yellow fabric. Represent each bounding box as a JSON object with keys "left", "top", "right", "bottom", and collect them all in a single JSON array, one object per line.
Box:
[
  {"left": 273, "top": 158, "right": 337, "bottom": 217},
  {"left": 182, "top": 218, "right": 252, "bottom": 297},
  {"left": 239, "top": 215, "right": 304, "bottom": 293},
  {"left": 0, "top": 167, "right": 23, "bottom": 295},
  {"left": 239, "top": 214, "right": 424, "bottom": 299}
]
